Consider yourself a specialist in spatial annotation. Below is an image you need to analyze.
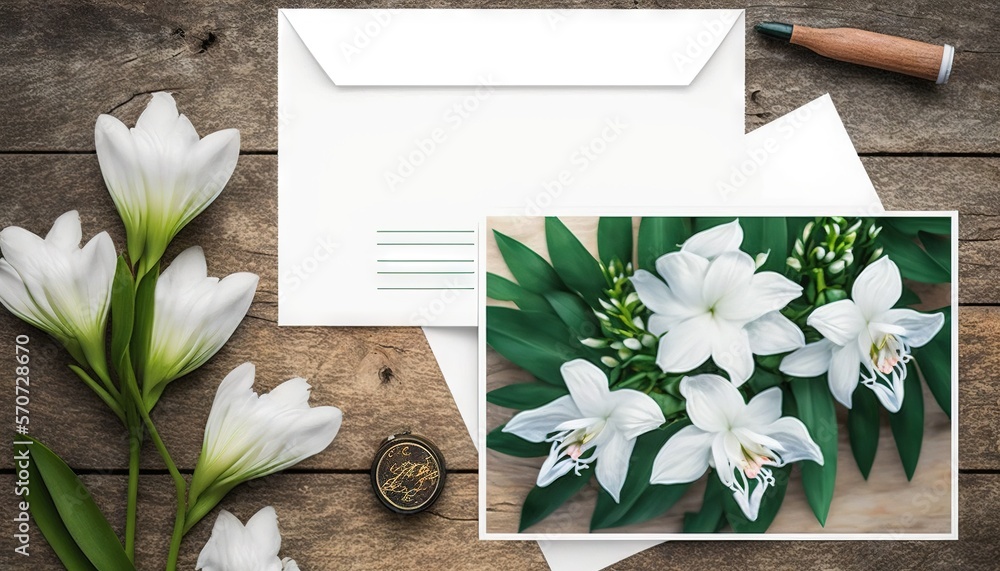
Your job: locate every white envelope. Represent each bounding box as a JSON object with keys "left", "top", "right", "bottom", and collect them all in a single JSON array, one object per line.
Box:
[
  {"left": 278, "top": 9, "right": 746, "bottom": 327},
  {"left": 424, "top": 94, "right": 884, "bottom": 569}
]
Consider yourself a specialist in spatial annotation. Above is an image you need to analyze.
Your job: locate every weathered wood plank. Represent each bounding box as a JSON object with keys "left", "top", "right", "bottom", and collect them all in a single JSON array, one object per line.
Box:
[
  {"left": 1, "top": 1, "right": 997, "bottom": 152},
  {"left": 0, "top": 473, "right": 546, "bottom": 570}
]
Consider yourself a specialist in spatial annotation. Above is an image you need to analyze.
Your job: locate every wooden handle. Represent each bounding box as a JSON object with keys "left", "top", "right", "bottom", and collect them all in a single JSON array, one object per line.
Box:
[{"left": 791, "top": 26, "right": 945, "bottom": 81}]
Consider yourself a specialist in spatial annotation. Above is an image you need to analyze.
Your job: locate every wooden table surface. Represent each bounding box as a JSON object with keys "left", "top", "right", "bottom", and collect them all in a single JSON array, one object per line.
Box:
[{"left": 1, "top": 1, "right": 997, "bottom": 569}]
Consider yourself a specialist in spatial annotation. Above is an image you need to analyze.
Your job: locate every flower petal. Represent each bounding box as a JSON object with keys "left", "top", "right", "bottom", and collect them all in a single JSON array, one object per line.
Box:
[
  {"left": 852, "top": 256, "right": 901, "bottom": 318},
  {"left": 681, "top": 219, "right": 743, "bottom": 260},
  {"left": 711, "top": 432, "right": 737, "bottom": 486},
  {"left": 680, "top": 374, "right": 744, "bottom": 433},
  {"left": 44, "top": 211, "right": 82, "bottom": 250},
  {"left": 711, "top": 321, "right": 754, "bottom": 386},
  {"left": 560, "top": 359, "right": 612, "bottom": 418},
  {"left": 595, "top": 432, "right": 636, "bottom": 503},
  {"left": 737, "top": 387, "right": 783, "bottom": 429},
  {"left": 282, "top": 558, "right": 301, "bottom": 571},
  {"left": 702, "top": 251, "right": 756, "bottom": 310},
  {"left": 745, "top": 311, "right": 805, "bottom": 355},
  {"left": 631, "top": 269, "right": 698, "bottom": 332},
  {"left": 655, "top": 313, "right": 714, "bottom": 373},
  {"left": 865, "top": 371, "right": 905, "bottom": 413},
  {"left": 761, "top": 416, "right": 824, "bottom": 466},
  {"left": 732, "top": 476, "right": 767, "bottom": 522},
  {"left": 717, "top": 271, "right": 803, "bottom": 323},
  {"left": 181, "top": 128, "right": 241, "bottom": 225},
  {"left": 807, "top": 300, "right": 866, "bottom": 346},
  {"left": 135, "top": 92, "right": 182, "bottom": 139},
  {"left": 537, "top": 454, "right": 576, "bottom": 487},
  {"left": 779, "top": 339, "right": 835, "bottom": 378},
  {"left": 244, "top": 506, "right": 282, "bottom": 560},
  {"left": 655, "top": 250, "right": 710, "bottom": 308},
  {"left": 828, "top": 342, "right": 862, "bottom": 408},
  {"left": 607, "top": 389, "right": 665, "bottom": 439},
  {"left": 502, "top": 395, "right": 582, "bottom": 443},
  {"left": 879, "top": 308, "right": 945, "bottom": 348},
  {"left": 649, "top": 425, "right": 714, "bottom": 485}
]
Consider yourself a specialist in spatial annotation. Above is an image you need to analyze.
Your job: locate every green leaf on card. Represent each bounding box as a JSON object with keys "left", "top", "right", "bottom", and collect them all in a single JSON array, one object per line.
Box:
[
  {"left": 637, "top": 217, "right": 691, "bottom": 271},
  {"left": 723, "top": 464, "right": 792, "bottom": 533},
  {"left": 493, "top": 230, "right": 566, "bottom": 294},
  {"left": 486, "top": 273, "right": 553, "bottom": 314},
  {"left": 544, "top": 291, "right": 602, "bottom": 340},
  {"left": 486, "top": 384, "right": 569, "bottom": 411},
  {"left": 918, "top": 230, "right": 952, "bottom": 276},
  {"left": 848, "top": 385, "right": 881, "bottom": 479},
  {"left": 545, "top": 217, "right": 606, "bottom": 307},
  {"left": 597, "top": 217, "right": 633, "bottom": 267},
  {"left": 883, "top": 216, "right": 951, "bottom": 238},
  {"left": 878, "top": 226, "right": 950, "bottom": 284},
  {"left": 911, "top": 309, "right": 952, "bottom": 417},
  {"left": 486, "top": 425, "right": 551, "bottom": 458},
  {"left": 683, "top": 474, "right": 727, "bottom": 533},
  {"left": 17, "top": 437, "right": 135, "bottom": 570},
  {"left": 520, "top": 470, "right": 593, "bottom": 532},
  {"left": 486, "top": 307, "right": 593, "bottom": 386},
  {"left": 789, "top": 377, "right": 838, "bottom": 526},
  {"left": 889, "top": 368, "right": 925, "bottom": 481},
  {"left": 591, "top": 422, "right": 688, "bottom": 530}
]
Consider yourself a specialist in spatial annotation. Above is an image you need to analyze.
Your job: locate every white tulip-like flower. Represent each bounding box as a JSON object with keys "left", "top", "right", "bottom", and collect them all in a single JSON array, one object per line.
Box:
[
  {"left": 95, "top": 92, "right": 240, "bottom": 275},
  {"left": 141, "top": 246, "right": 257, "bottom": 408},
  {"left": 187, "top": 363, "right": 343, "bottom": 525},
  {"left": 196, "top": 507, "right": 300, "bottom": 571},
  {"left": 502, "top": 359, "right": 665, "bottom": 503},
  {"left": 631, "top": 221, "right": 804, "bottom": 386},
  {"left": 779, "top": 257, "right": 944, "bottom": 412},
  {"left": 650, "top": 374, "right": 823, "bottom": 521},
  {"left": 0, "top": 211, "right": 116, "bottom": 379}
]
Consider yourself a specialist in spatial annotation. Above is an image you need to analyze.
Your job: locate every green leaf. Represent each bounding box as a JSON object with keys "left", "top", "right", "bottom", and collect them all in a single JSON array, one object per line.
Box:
[
  {"left": 544, "top": 291, "right": 602, "bottom": 340},
  {"left": 889, "top": 365, "right": 925, "bottom": 480},
  {"left": 884, "top": 216, "right": 951, "bottom": 238},
  {"left": 520, "top": 470, "right": 593, "bottom": 531},
  {"left": 789, "top": 377, "right": 838, "bottom": 526},
  {"left": 878, "top": 225, "right": 950, "bottom": 284},
  {"left": 722, "top": 465, "right": 792, "bottom": 533},
  {"left": 130, "top": 264, "right": 159, "bottom": 381},
  {"left": 591, "top": 422, "right": 688, "bottom": 530},
  {"left": 682, "top": 474, "right": 727, "bottom": 533},
  {"left": 486, "top": 307, "right": 594, "bottom": 385},
  {"left": 747, "top": 367, "right": 782, "bottom": 393},
  {"left": 487, "top": 383, "right": 569, "bottom": 410},
  {"left": 637, "top": 217, "right": 691, "bottom": 271},
  {"left": 648, "top": 391, "right": 685, "bottom": 418},
  {"left": 486, "top": 273, "right": 553, "bottom": 314},
  {"left": 597, "top": 217, "right": 633, "bottom": 266},
  {"left": 20, "top": 437, "right": 136, "bottom": 570},
  {"left": 110, "top": 255, "right": 135, "bottom": 375},
  {"left": 918, "top": 231, "right": 952, "bottom": 277},
  {"left": 14, "top": 442, "right": 98, "bottom": 570},
  {"left": 895, "top": 285, "right": 922, "bottom": 308},
  {"left": 911, "top": 309, "right": 952, "bottom": 416},
  {"left": 848, "top": 386, "right": 881, "bottom": 479},
  {"left": 486, "top": 425, "right": 551, "bottom": 458},
  {"left": 735, "top": 217, "right": 788, "bottom": 273},
  {"left": 545, "top": 217, "right": 606, "bottom": 307},
  {"left": 493, "top": 230, "right": 566, "bottom": 294}
]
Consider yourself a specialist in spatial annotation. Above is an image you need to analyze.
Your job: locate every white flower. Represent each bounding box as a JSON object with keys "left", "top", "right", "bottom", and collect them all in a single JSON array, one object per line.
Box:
[
  {"left": 650, "top": 374, "right": 823, "bottom": 521},
  {"left": 141, "top": 246, "right": 258, "bottom": 408},
  {"left": 187, "top": 363, "right": 342, "bottom": 523},
  {"left": 95, "top": 92, "right": 240, "bottom": 275},
  {"left": 196, "top": 506, "right": 300, "bottom": 571},
  {"left": 502, "top": 359, "right": 665, "bottom": 503},
  {"left": 0, "top": 211, "right": 116, "bottom": 378},
  {"left": 779, "top": 257, "right": 944, "bottom": 412},
  {"left": 631, "top": 221, "right": 804, "bottom": 386}
]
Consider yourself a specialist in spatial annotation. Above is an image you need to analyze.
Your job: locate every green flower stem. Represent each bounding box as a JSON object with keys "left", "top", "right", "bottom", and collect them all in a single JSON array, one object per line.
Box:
[
  {"left": 67, "top": 365, "right": 125, "bottom": 423},
  {"left": 124, "top": 402, "right": 143, "bottom": 561},
  {"left": 124, "top": 365, "right": 186, "bottom": 571}
]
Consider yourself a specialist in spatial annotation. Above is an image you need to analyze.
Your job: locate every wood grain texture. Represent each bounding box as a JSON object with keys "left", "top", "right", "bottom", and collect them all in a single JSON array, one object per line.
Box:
[
  {"left": 0, "top": 1, "right": 997, "bottom": 152},
  {"left": 0, "top": 473, "right": 546, "bottom": 570}
]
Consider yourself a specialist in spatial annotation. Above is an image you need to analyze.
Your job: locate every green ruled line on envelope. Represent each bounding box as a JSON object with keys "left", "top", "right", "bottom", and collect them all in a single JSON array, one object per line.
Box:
[
  {"left": 377, "top": 271, "right": 475, "bottom": 275},
  {"left": 376, "top": 287, "right": 475, "bottom": 291},
  {"left": 377, "top": 259, "right": 474, "bottom": 263},
  {"left": 376, "top": 242, "right": 475, "bottom": 246},
  {"left": 376, "top": 230, "right": 476, "bottom": 233}
]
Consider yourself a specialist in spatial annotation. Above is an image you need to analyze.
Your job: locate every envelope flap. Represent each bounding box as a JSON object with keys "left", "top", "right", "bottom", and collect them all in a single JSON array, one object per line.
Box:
[{"left": 281, "top": 9, "right": 743, "bottom": 86}]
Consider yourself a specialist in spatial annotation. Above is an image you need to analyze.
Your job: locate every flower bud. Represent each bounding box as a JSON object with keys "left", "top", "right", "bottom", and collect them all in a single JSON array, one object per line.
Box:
[
  {"left": 600, "top": 356, "right": 619, "bottom": 368},
  {"left": 623, "top": 338, "right": 642, "bottom": 351}
]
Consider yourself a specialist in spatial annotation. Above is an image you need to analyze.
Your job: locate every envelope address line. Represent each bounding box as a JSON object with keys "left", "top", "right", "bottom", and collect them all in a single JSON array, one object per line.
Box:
[{"left": 375, "top": 229, "right": 477, "bottom": 291}]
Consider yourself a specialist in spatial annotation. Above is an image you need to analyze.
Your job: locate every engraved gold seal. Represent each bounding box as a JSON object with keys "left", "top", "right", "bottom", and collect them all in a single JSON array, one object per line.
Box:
[{"left": 371, "top": 433, "right": 446, "bottom": 514}]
